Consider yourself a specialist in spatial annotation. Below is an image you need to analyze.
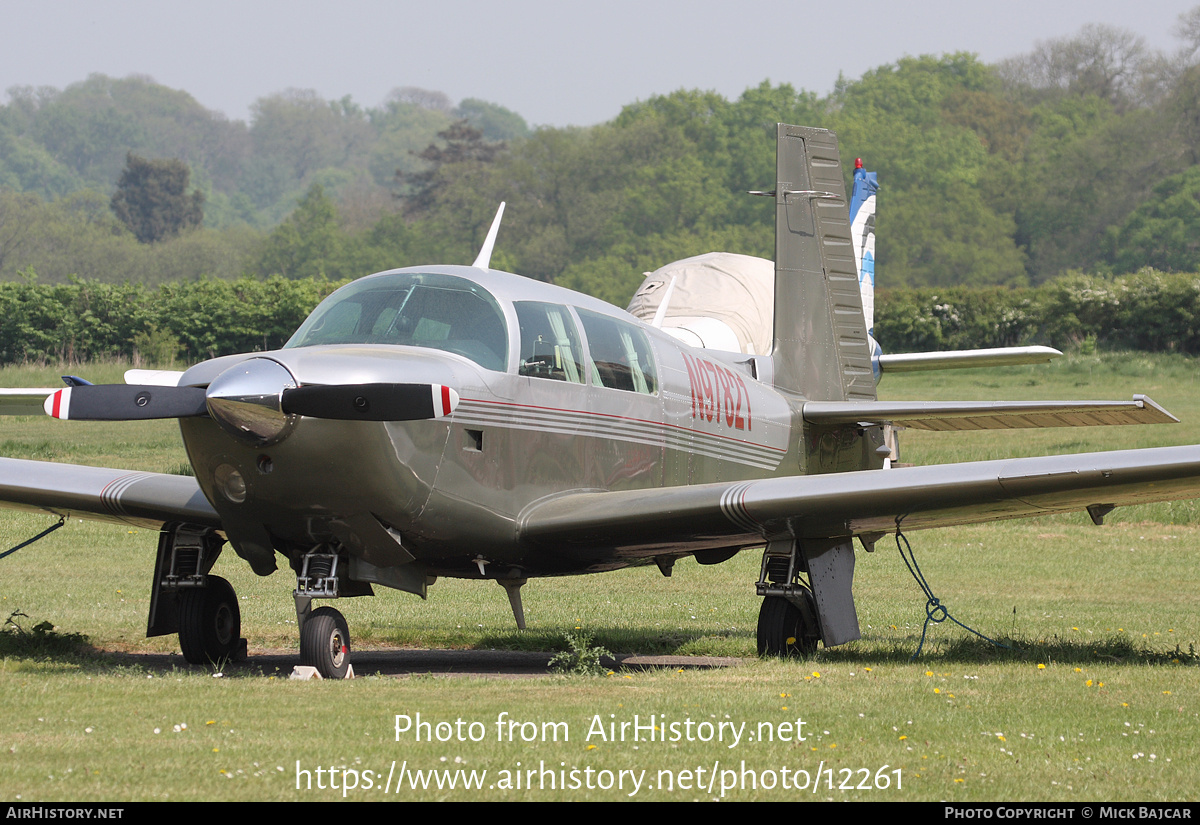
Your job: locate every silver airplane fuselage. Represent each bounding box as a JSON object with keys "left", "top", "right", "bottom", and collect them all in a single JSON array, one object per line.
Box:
[{"left": 174, "top": 264, "right": 877, "bottom": 591}]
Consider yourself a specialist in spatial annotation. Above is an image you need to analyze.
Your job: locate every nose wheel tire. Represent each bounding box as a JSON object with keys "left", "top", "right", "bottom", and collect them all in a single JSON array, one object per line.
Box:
[
  {"left": 178, "top": 575, "right": 242, "bottom": 664},
  {"left": 757, "top": 594, "right": 819, "bottom": 657},
  {"left": 301, "top": 606, "right": 351, "bottom": 679}
]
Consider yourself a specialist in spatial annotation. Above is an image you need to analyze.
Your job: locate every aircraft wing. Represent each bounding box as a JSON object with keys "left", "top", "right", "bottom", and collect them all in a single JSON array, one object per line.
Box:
[
  {"left": 0, "top": 389, "right": 56, "bottom": 416},
  {"left": 517, "top": 444, "right": 1200, "bottom": 553},
  {"left": 802, "top": 395, "right": 1175, "bottom": 431},
  {"left": 0, "top": 457, "right": 220, "bottom": 530}
]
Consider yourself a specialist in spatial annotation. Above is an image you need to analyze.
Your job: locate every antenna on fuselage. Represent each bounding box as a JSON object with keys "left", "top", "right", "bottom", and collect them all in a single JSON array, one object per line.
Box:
[{"left": 472, "top": 202, "right": 506, "bottom": 270}]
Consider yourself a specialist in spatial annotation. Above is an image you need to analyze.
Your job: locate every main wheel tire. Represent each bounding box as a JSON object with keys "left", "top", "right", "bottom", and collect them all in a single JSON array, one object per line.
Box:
[
  {"left": 178, "top": 575, "right": 241, "bottom": 664},
  {"left": 300, "top": 606, "right": 351, "bottom": 679},
  {"left": 757, "top": 594, "right": 819, "bottom": 657}
]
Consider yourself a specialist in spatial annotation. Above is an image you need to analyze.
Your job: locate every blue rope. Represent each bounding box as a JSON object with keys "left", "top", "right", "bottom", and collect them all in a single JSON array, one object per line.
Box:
[
  {"left": 894, "top": 524, "right": 1011, "bottom": 659},
  {"left": 0, "top": 517, "right": 65, "bottom": 561}
]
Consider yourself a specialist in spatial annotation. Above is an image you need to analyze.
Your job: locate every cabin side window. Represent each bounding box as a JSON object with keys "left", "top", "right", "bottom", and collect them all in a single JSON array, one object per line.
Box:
[
  {"left": 515, "top": 302, "right": 585, "bottom": 383},
  {"left": 576, "top": 309, "right": 658, "bottom": 395}
]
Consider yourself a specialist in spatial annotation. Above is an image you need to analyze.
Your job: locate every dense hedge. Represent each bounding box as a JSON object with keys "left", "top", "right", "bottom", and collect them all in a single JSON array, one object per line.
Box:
[
  {"left": 875, "top": 270, "right": 1200, "bottom": 355},
  {"left": 2, "top": 268, "right": 1199, "bottom": 366},
  {"left": 0, "top": 275, "right": 344, "bottom": 365}
]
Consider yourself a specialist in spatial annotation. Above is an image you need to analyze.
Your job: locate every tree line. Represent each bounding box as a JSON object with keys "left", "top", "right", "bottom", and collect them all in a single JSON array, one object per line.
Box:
[{"left": 1, "top": 11, "right": 1200, "bottom": 303}]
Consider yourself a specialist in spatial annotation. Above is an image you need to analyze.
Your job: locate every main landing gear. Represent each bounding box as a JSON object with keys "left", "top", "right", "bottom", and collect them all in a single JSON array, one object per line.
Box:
[
  {"left": 755, "top": 537, "right": 862, "bottom": 657},
  {"left": 178, "top": 575, "right": 243, "bottom": 664},
  {"left": 757, "top": 593, "right": 819, "bottom": 657},
  {"left": 148, "top": 525, "right": 248, "bottom": 665}
]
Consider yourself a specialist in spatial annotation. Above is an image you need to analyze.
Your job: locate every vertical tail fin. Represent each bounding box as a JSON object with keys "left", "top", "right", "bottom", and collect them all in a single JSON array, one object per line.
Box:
[{"left": 771, "top": 125, "right": 876, "bottom": 402}]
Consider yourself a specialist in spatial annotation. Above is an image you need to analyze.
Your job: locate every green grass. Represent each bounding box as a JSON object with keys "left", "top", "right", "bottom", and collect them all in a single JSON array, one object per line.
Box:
[{"left": 0, "top": 355, "right": 1199, "bottom": 801}]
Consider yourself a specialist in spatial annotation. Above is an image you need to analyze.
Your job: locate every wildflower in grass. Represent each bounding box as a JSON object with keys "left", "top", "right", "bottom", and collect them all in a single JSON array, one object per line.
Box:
[
  {"left": 786, "top": 636, "right": 796, "bottom": 645},
  {"left": 1037, "top": 664, "right": 1046, "bottom": 670}
]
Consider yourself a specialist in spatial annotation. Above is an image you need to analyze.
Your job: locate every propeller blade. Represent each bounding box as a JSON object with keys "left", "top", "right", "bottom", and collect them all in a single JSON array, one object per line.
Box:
[
  {"left": 280, "top": 383, "right": 459, "bottom": 421},
  {"left": 44, "top": 385, "right": 208, "bottom": 421}
]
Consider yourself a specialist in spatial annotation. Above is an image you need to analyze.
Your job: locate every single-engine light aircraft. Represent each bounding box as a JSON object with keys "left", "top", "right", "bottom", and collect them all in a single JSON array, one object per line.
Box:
[{"left": 3, "top": 124, "right": 1199, "bottom": 679}]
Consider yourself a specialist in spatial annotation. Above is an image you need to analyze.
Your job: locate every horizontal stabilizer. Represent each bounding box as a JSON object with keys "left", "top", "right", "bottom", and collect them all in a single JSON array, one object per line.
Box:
[
  {"left": 878, "top": 346, "right": 1061, "bottom": 372},
  {"left": 802, "top": 395, "right": 1176, "bottom": 431}
]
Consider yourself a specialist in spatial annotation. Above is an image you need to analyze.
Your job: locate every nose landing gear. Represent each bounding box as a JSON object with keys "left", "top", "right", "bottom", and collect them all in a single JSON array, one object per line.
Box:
[
  {"left": 294, "top": 549, "right": 353, "bottom": 678},
  {"left": 300, "top": 605, "right": 351, "bottom": 679}
]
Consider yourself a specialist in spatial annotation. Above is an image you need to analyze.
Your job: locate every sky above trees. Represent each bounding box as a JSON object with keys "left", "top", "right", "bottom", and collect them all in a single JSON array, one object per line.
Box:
[{"left": 1, "top": 0, "right": 1193, "bottom": 127}]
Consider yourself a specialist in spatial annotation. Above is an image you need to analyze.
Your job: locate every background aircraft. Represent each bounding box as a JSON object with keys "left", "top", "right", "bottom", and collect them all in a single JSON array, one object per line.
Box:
[{"left": 1, "top": 124, "right": 1198, "bottom": 679}]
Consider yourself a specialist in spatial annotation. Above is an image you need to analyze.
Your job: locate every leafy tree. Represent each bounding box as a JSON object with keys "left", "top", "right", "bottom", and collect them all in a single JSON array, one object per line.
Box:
[
  {"left": 1107, "top": 166, "right": 1200, "bottom": 273},
  {"left": 455, "top": 98, "right": 530, "bottom": 141},
  {"left": 110, "top": 153, "right": 204, "bottom": 243},
  {"left": 398, "top": 121, "right": 506, "bottom": 215},
  {"left": 255, "top": 184, "right": 345, "bottom": 279}
]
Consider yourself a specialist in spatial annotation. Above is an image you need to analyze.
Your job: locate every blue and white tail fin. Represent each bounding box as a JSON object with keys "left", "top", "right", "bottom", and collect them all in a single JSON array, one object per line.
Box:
[
  {"left": 849, "top": 158, "right": 881, "bottom": 379},
  {"left": 850, "top": 158, "right": 878, "bottom": 336}
]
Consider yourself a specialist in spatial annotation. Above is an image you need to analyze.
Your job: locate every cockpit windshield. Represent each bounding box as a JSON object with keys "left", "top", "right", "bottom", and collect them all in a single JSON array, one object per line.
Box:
[{"left": 284, "top": 272, "right": 509, "bottom": 371}]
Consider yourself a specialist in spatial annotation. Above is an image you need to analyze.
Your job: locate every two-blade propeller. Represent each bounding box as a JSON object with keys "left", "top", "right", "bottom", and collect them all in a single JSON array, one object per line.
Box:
[{"left": 43, "top": 382, "right": 459, "bottom": 422}]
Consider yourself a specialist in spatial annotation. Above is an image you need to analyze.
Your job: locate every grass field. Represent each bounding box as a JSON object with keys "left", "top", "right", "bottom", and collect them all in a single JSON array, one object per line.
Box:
[{"left": 0, "top": 354, "right": 1198, "bottom": 801}]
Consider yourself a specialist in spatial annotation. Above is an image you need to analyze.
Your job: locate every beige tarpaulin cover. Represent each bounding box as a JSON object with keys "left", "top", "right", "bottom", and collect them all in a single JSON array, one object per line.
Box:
[{"left": 626, "top": 252, "right": 774, "bottom": 355}]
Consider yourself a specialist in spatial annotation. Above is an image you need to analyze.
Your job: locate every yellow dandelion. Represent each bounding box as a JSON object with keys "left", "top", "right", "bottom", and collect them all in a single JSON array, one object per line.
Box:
[
  {"left": 925, "top": 671, "right": 933, "bottom": 677},
  {"left": 934, "top": 688, "right": 941, "bottom": 694},
  {"left": 899, "top": 735, "right": 907, "bottom": 740},
  {"left": 811, "top": 671, "right": 820, "bottom": 678},
  {"left": 586, "top": 744, "right": 597, "bottom": 750},
  {"left": 786, "top": 636, "right": 797, "bottom": 645},
  {"left": 1086, "top": 679, "right": 1094, "bottom": 687},
  {"left": 1037, "top": 664, "right": 1046, "bottom": 670}
]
